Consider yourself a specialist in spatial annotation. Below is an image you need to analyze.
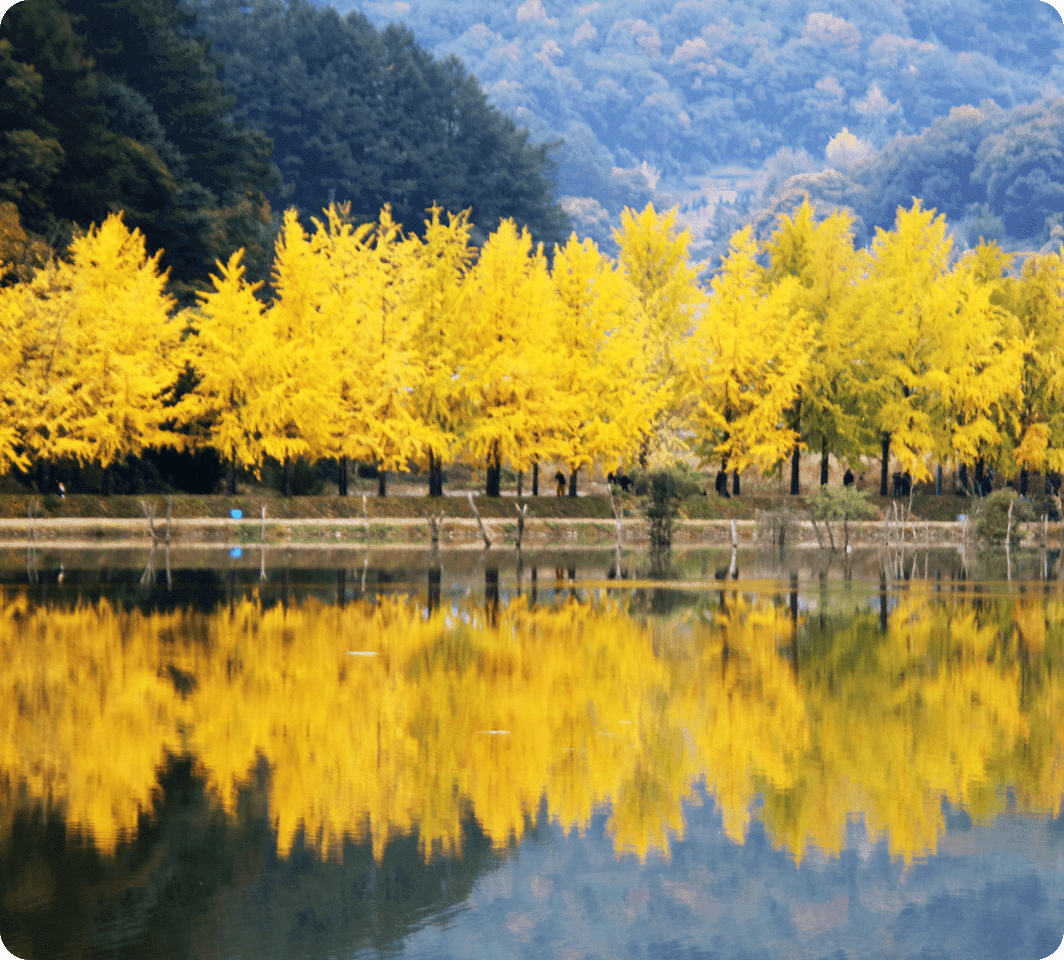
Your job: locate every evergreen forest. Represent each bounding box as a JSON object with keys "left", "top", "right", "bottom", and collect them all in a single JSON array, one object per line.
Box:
[{"left": 0, "top": 0, "right": 569, "bottom": 302}]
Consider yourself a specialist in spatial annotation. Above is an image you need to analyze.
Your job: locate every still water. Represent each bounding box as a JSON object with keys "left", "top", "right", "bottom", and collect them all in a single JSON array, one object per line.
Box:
[{"left": 1, "top": 546, "right": 1062, "bottom": 960}]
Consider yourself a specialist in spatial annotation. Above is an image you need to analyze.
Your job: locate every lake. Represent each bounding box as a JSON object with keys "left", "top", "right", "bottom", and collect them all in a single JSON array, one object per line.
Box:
[{"left": 1, "top": 545, "right": 1062, "bottom": 960}]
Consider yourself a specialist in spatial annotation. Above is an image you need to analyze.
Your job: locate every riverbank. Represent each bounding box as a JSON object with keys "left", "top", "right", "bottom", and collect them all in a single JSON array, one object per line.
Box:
[{"left": 2, "top": 493, "right": 1060, "bottom": 548}]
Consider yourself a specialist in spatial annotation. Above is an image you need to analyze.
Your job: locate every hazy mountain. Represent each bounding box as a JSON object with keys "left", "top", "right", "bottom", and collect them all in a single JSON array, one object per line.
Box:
[{"left": 319, "top": 0, "right": 1064, "bottom": 260}]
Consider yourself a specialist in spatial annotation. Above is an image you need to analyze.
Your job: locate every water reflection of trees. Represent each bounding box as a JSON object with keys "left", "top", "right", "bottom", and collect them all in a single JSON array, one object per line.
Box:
[
  {"left": 1, "top": 755, "right": 505, "bottom": 960},
  {"left": 0, "top": 583, "right": 1061, "bottom": 873}
]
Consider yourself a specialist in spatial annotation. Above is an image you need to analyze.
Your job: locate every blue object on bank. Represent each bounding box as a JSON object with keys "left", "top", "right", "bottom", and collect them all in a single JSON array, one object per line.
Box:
[
  {"left": 957, "top": 514, "right": 967, "bottom": 523},
  {"left": 230, "top": 547, "right": 242, "bottom": 558},
  {"left": 230, "top": 509, "right": 243, "bottom": 519}
]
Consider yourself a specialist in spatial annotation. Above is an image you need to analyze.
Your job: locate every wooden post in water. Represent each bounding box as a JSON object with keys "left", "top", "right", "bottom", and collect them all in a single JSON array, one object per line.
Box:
[
  {"left": 514, "top": 502, "right": 527, "bottom": 550},
  {"left": 141, "top": 499, "right": 157, "bottom": 543},
  {"left": 468, "top": 492, "right": 491, "bottom": 548},
  {"left": 426, "top": 511, "right": 444, "bottom": 549},
  {"left": 1005, "top": 497, "right": 1014, "bottom": 581}
]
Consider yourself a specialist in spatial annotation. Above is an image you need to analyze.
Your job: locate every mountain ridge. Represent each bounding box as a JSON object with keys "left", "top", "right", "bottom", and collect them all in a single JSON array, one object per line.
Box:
[{"left": 319, "top": 0, "right": 1064, "bottom": 260}]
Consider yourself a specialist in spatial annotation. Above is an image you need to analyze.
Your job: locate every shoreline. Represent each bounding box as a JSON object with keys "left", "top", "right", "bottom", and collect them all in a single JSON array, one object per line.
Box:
[{"left": 4, "top": 515, "right": 1061, "bottom": 549}]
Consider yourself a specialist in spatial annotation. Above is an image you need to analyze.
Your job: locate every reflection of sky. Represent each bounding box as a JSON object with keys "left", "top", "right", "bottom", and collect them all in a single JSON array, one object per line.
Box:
[{"left": 385, "top": 788, "right": 1064, "bottom": 960}]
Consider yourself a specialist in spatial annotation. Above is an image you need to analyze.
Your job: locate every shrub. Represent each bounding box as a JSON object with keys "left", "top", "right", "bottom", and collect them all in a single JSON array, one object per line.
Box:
[
  {"left": 628, "top": 463, "right": 704, "bottom": 499},
  {"left": 642, "top": 469, "right": 689, "bottom": 551},
  {"left": 806, "top": 485, "right": 877, "bottom": 550},
  {"left": 974, "top": 490, "right": 1033, "bottom": 546}
]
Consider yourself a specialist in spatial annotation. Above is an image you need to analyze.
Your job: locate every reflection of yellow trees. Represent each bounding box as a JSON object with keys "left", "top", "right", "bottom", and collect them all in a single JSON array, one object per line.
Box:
[
  {"left": 0, "top": 586, "right": 1061, "bottom": 867},
  {"left": 0, "top": 594, "right": 184, "bottom": 852}
]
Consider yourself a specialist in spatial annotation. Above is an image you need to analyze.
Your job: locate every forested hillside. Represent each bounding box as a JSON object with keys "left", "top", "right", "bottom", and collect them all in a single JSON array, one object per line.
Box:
[
  {"left": 1, "top": 0, "right": 277, "bottom": 298},
  {"left": 0, "top": 0, "right": 569, "bottom": 300},
  {"left": 181, "top": 0, "right": 569, "bottom": 249},
  {"left": 328, "top": 0, "right": 1064, "bottom": 258}
]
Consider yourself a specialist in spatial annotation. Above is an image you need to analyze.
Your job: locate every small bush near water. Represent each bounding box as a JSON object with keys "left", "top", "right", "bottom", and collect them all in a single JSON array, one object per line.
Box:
[
  {"left": 806, "top": 485, "right": 877, "bottom": 550},
  {"left": 974, "top": 490, "right": 1033, "bottom": 546}
]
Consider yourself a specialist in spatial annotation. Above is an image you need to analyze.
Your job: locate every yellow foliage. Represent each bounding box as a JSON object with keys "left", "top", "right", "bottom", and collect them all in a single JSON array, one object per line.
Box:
[
  {"left": 614, "top": 203, "right": 704, "bottom": 464},
  {"left": 2, "top": 583, "right": 1061, "bottom": 870},
  {"left": 857, "top": 201, "right": 955, "bottom": 481},
  {"left": 548, "top": 233, "right": 656, "bottom": 474},
  {"left": 180, "top": 250, "right": 268, "bottom": 471},
  {"left": 684, "top": 227, "right": 813, "bottom": 473},
  {"left": 459, "top": 219, "right": 559, "bottom": 475},
  {"left": 0, "top": 214, "right": 183, "bottom": 471}
]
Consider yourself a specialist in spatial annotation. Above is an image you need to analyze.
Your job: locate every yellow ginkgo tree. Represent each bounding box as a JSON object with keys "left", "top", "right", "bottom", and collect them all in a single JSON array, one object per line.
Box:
[
  {"left": 255, "top": 209, "right": 334, "bottom": 496},
  {"left": 764, "top": 200, "right": 870, "bottom": 491},
  {"left": 925, "top": 244, "right": 1026, "bottom": 486},
  {"left": 614, "top": 202, "right": 703, "bottom": 467},
  {"left": 5, "top": 214, "right": 184, "bottom": 491},
  {"left": 459, "top": 219, "right": 560, "bottom": 496},
  {"left": 548, "top": 233, "right": 654, "bottom": 494},
  {"left": 179, "top": 250, "right": 268, "bottom": 494},
  {"left": 997, "top": 248, "right": 1064, "bottom": 493},
  {"left": 858, "top": 201, "right": 952, "bottom": 495},
  {"left": 683, "top": 227, "right": 813, "bottom": 492},
  {"left": 406, "top": 206, "right": 476, "bottom": 496}
]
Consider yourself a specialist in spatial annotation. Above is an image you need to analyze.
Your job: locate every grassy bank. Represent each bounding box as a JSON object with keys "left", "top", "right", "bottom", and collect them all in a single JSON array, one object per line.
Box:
[{"left": 0, "top": 489, "right": 1041, "bottom": 524}]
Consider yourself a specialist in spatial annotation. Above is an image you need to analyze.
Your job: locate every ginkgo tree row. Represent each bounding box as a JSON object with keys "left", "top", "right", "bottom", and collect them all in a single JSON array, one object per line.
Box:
[
  {"left": 2, "top": 197, "right": 1063, "bottom": 496},
  {"left": 689, "top": 199, "right": 1064, "bottom": 497},
  {"left": 0, "top": 201, "right": 694, "bottom": 495}
]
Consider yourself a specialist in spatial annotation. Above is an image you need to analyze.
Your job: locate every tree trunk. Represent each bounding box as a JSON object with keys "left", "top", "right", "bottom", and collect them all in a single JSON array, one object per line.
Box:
[
  {"left": 732, "top": 468, "right": 740, "bottom": 497},
  {"left": 790, "top": 392, "right": 802, "bottom": 495},
  {"left": 101, "top": 466, "right": 111, "bottom": 497},
  {"left": 428, "top": 449, "right": 443, "bottom": 497},
  {"left": 282, "top": 456, "right": 291, "bottom": 498},
  {"left": 226, "top": 457, "right": 236, "bottom": 496},
  {"left": 517, "top": 470, "right": 523, "bottom": 497},
  {"left": 568, "top": 466, "right": 578, "bottom": 497},
  {"left": 36, "top": 458, "right": 50, "bottom": 495},
  {"left": 532, "top": 461, "right": 539, "bottom": 496},
  {"left": 428, "top": 566, "right": 441, "bottom": 614},
  {"left": 880, "top": 433, "right": 890, "bottom": 497},
  {"left": 337, "top": 456, "right": 348, "bottom": 497},
  {"left": 1020, "top": 467, "right": 1028, "bottom": 497},
  {"left": 485, "top": 567, "right": 499, "bottom": 626},
  {"left": 820, "top": 437, "right": 829, "bottom": 486},
  {"left": 486, "top": 445, "right": 501, "bottom": 497},
  {"left": 377, "top": 465, "right": 387, "bottom": 496}
]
